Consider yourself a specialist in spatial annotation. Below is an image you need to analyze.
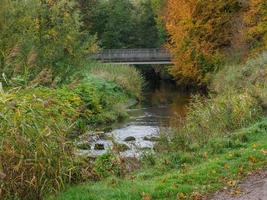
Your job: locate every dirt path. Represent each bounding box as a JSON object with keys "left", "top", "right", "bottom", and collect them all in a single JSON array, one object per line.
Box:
[{"left": 209, "top": 170, "right": 267, "bottom": 200}]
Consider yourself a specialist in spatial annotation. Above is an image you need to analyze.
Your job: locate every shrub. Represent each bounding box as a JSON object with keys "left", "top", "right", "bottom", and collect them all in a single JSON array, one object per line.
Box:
[
  {"left": 73, "top": 75, "right": 130, "bottom": 126},
  {"left": 163, "top": 55, "right": 267, "bottom": 152},
  {"left": 0, "top": 88, "right": 84, "bottom": 199},
  {"left": 165, "top": 0, "right": 266, "bottom": 85},
  {"left": 244, "top": 0, "right": 267, "bottom": 53}
]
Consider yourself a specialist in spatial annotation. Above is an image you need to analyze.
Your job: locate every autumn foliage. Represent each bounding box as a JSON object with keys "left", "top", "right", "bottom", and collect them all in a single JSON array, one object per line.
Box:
[
  {"left": 165, "top": 0, "right": 266, "bottom": 85},
  {"left": 244, "top": 0, "right": 267, "bottom": 53}
]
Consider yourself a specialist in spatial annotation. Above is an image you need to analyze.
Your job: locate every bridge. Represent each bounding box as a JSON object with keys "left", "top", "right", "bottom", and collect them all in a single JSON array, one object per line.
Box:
[{"left": 91, "top": 48, "right": 172, "bottom": 65}]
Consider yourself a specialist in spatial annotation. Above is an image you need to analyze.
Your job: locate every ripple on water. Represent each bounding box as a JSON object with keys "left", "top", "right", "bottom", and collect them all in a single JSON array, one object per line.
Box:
[{"left": 76, "top": 82, "right": 193, "bottom": 158}]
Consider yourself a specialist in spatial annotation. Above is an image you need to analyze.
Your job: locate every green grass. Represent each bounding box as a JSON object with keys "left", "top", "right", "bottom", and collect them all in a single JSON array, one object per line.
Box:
[
  {"left": 74, "top": 75, "right": 131, "bottom": 127},
  {"left": 86, "top": 61, "right": 144, "bottom": 99},
  {"left": 49, "top": 118, "right": 267, "bottom": 200}
]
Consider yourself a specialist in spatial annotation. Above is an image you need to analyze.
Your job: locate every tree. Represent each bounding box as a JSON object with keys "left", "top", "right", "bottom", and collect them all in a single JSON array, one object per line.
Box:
[
  {"left": 165, "top": 0, "right": 242, "bottom": 85},
  {"left": 86, "top": 0, "right": 163, "bottom": 49},
  {"left": 151, "top": 0, "right": 167, "bottom": 46},
  {"left": 135, "top": 0, "right": 160, "bottom": 48},
  {"left": 243, "top": 0, "right": 267, "bottom": 53},
  {"left": 0, "top": 0, "right": 97, "bottom": 86}
]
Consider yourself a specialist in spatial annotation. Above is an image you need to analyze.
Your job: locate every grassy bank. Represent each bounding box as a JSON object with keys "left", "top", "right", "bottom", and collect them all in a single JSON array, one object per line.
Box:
[
  {"left": 0, "top": 63, "right": 143, "bottom": 200},
  {"left": 49, "top": 118, "right": 267, "bottom": 200},
  {"left": 49, "top": 53, "right": 267, "bottom": 200}
]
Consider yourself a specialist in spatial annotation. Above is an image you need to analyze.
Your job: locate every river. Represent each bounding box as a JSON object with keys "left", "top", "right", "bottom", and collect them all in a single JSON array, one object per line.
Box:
[{"left": 77, "top": 81, "right": 192, "bottom": 157}]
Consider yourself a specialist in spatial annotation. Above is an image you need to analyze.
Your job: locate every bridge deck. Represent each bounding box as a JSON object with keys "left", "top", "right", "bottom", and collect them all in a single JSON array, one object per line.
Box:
[{"left": 91, "top": 48, "right": 172, "bottom": 64}]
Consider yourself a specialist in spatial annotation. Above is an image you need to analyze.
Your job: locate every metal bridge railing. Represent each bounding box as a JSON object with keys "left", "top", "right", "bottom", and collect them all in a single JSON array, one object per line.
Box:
[{"left": 91, "top": 48, "right": 171, "bottom": 63}]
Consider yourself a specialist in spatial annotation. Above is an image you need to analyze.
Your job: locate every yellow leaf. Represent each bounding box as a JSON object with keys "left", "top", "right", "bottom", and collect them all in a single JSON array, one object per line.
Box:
[
  {"left": 227, "top": 180, "right": 237, "bottom": 187},
  {"left": 142, "top": 192, "right": 152, "bottom": 200},
  {"left": 177, "top": 192, "right": 186, "bottom": 199}
]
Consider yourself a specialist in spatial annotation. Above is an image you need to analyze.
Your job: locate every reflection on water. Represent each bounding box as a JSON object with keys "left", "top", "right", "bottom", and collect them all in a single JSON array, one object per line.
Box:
[{"left": 77, "top": 81, "right": 192, "bottom": 157}]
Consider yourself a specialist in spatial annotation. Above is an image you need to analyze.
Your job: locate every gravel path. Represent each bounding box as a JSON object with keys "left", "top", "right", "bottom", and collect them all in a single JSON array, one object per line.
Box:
[{"left": 209, "top": 170, "right": 267, "bottom": 200}]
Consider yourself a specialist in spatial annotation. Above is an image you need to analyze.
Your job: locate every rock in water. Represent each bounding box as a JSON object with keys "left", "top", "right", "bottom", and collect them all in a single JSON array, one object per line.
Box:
[
  {"left": 124, "top": 136, "right": 136, "bottom": 142},
  {"left": 94, "top": 143, "right": 105, "bottom": 150}
]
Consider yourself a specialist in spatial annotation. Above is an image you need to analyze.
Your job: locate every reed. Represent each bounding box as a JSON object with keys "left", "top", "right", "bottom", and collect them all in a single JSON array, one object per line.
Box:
[{"left": 0, "top": 88, "right": 83, "bottom": 200}]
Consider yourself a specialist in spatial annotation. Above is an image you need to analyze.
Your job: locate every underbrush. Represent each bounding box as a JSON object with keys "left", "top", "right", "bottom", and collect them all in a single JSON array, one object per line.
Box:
[{"left": 164, "top": 90, "right": 263, "bottom": 151}]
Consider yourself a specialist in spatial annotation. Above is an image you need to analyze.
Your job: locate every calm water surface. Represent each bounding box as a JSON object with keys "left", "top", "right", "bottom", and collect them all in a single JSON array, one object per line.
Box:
[{"left": 78, "top": 82, "right": 192, "bottom": 157}]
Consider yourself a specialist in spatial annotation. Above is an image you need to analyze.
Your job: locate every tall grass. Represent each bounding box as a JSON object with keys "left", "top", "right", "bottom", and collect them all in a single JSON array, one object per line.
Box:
[
  {"left": 212, "top": 52, "right": 267, "bottom": 106},
  {"left": 0, "top": 88, "right": 85, "bottom": 200},
  {"left": 86, "top": 62, "right": 144, "bottom": 99},
  {"left": 170, "top": 91, "right": 262, "bottom": 150},
  {"left": 0, "top": 72, "right": 140, "bottom": 199},
  {"left": 162, "top": 53, "right": 267, "bottom": 152}
]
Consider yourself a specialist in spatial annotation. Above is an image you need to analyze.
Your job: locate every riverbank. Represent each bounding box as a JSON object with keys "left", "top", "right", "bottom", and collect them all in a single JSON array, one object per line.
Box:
[
  {"left": 49, "top": 53, "right": 267, "bottom": 200},
  {"left": 0, "top": 63, "right": 144, "bottom": 200},
  {"left": 49, "top": 118, "right": 267, "bottom": 200}
]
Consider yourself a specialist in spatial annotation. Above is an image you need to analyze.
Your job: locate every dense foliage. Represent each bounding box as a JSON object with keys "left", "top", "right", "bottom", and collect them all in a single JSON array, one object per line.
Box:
[
  {"left": 165, "top": 0, "right": 267, "bottom": 85},
  {"left": 165, "top": 0, "right": 242, "bottom": 85},
  {"left": 0, "top": 0, "right": 97, "bottom": 87},
  {"left": 84, "top": 0, "right": 165, "bottom": 48},
  {"left": 244, "top": 0, "right": 267, "bottom": 53},
  {"left": 162, "top": 53, "right": 266, "bottom": 152}
]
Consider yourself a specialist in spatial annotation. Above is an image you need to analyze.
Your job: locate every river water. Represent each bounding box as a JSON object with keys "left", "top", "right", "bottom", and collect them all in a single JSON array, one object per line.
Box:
[{"left": 77, "top": 81, "right": 192, "bottom": 157}]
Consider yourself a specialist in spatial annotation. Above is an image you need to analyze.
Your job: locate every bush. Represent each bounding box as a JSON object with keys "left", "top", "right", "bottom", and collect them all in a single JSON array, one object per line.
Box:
[
  {"left": 73, "top": 75, "right": 130, "bottom": 126},
  {"left": 165, "top": 0, "right": 242, "bottom": 85},
  {"left": 0, "top": 68, "right": 142, "bottom": 199},
  {"left": 0, "top": 88, "right": 84, "bottom": 200},
  {"left": 165, "top": 0, "right": 266, "bottom": 85}
]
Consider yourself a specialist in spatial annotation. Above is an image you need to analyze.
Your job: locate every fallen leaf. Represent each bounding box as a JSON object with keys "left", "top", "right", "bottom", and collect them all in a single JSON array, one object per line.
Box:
[
  {"left": 227, "top": 180, "right": 237, "bottom": 187},
  {"left": 142, "top": 192, "right": 152, "bottom": 200},
  {"left": 248, "top": 156, "right": 257, "bottom": 163},
  {"left": 260, "top": 149, "right": 267, "bottom": 155},
  {"left": 191, "top": 191, "right": 203, "bottom": 200},
  {"left": 177, "top": 192, "right": 186, "bottom": 199}
]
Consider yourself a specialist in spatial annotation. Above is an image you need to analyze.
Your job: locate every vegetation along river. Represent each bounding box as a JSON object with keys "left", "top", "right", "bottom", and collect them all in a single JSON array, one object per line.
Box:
[{"left": 77, "top": 79, "right": 193, "bottom": 158}]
